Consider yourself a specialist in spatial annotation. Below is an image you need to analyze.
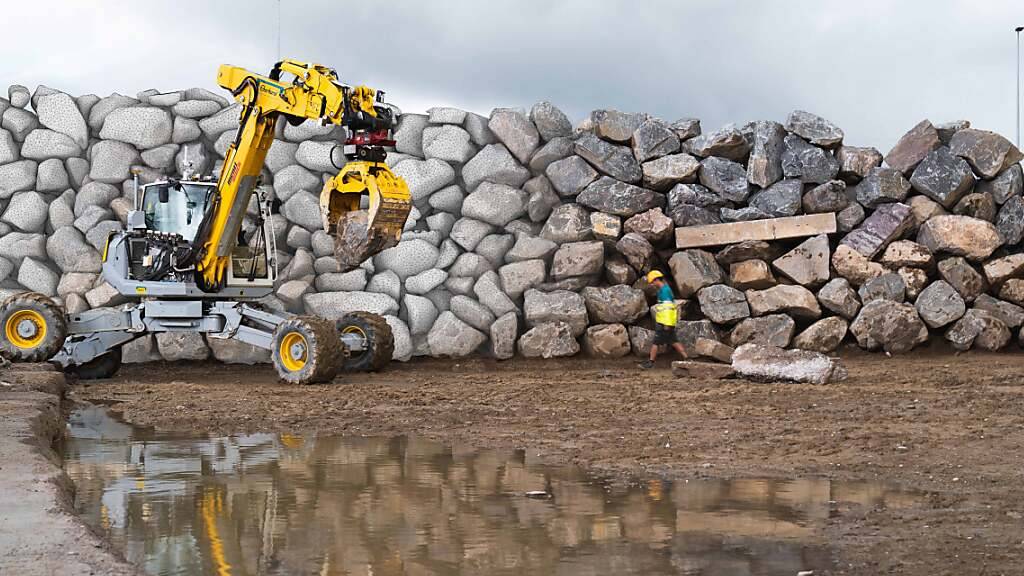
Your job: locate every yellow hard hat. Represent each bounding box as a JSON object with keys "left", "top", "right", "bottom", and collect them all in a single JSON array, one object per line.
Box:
[{"left": 646, "top": 270, "right": 664, "bottom": 283}]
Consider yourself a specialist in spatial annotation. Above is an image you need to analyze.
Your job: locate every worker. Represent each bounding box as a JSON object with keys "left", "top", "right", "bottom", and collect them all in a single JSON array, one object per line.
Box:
[{"left": 639, "top": 270, "right": 687, "bottom": 369}]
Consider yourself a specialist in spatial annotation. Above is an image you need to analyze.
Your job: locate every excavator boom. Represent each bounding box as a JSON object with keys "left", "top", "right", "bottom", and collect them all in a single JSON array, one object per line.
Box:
[{"left": 196, "top": 60, "right": 411, "bottom": 290}]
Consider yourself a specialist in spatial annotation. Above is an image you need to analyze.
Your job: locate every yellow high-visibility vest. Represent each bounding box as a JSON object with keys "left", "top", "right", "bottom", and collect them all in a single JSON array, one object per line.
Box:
[{"left": 652, "top": 301, "right": 678, "bottom": 327}]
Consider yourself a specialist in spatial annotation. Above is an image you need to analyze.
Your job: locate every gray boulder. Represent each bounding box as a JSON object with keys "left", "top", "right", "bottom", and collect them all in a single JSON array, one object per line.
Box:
[
  {"left": 156, "top": 333, "right": 210, "bottom": 361},
  {"left": 394, "top": 113, "right": 428, "bottom": 156},
  {"left": 99, "top": 106, "right": 172, "bottom": 149},
  {"left": 450, "top": 295, "right": 496, "bottom": 333},
  {"left": 530, "top": 101, "right": 573, "bottom": 142},
  {"left": 590, "top": 109, "right": 648, "bottom": 142},
  {"left": 302, "top": 291, "right": 399, "bottom": 319},
  {"left": 506, "top": 234, "right": 558, "bottom": 263},
  {"left": 623, "top": 208, "right": 674, "bottom": 245},
  {"left": 786, "top": 110, "right": 844, "bottom": 148},
  {"left": 670, "top": 118, "right": 701, "bottom": 141},
  {"left": 802, "top": 180, "right": 849, "bottom": 214},
  {"left": 461, "top": 182, "right": 527, "bottom": 226},
  {"left": 17, "top": 257, "right": 59, "bottom": 295},
  {"left": 405, "top": 269, "right": 448, "bottom": 295},
  {"left": 697, "top": 284, "right": 750, "bottom": 325},
  {"left": 698, "top": 156, "right": 750, "bottom": 202},
  {"left": 669, "top": 249, "right": 724, "bottom": 297},
  {"left": 885, "top": 120, "right": 942, "bottom": 175},
  {"left": 857, "top": 272, "right": 906, "bottom": 304},
  {"left": 909, "top": 147, "right": 975, "bottom": 208},
  {"left": 817, "top": 278, "right": 861, "bottom": 319},
  {"left": 631, "top": 118, "right": 680, "bottom": 162},
  {"left": 391, "top": 158, "right": 456, "bottom": 202},
  {"left": 2, "top": 108, "right": 40, "bottom": 142},
  {"left": 576, "top": 177, "right": 663, "bottom": 217},
  {"left": 781, "top": 134, "right": 840, "bottom": 184},
  {"left": 849, "top": 299, "right": 928, "bottom": 353},
  {"left": 474, "top": 271, "right": 519, "bottom": 317},
  {"left": 489, "top": 109, "right": 540, "bottom": 164},
  {"left": 854, "top": 167, "right": 911, "bottom": 208},
  {"left": 0, "top": 232, "right": 47, "bottom": 263},
  {"left": 683, "top": 126, "right": 750, "bottom": 162},
  {"left": 20, "top": 129, "right": 81, "bottom": 160},
  {"left": 949, "top": 128, "right": 1024, "bottom": 179},
  {"left": 499, "top": 259, "right": 546, "bottom": 299},
  {"left": 945, "top": 309, "right": 1011, "bottom": 351},
  {"left": 772, "top": 234, "right": 830, "bottom": 286},
  {"left": 733, "top": 343, "right": 846, "bottom": 384},
  {"left": 574, "top": 132, "right": 642, "bottom": 183},
  {"left": 1, "top": 191, "right": 48, "bottom": 232},
  {"left": 540, "top": 203, "right": 592, "bottom": 243},
  {"left": 746, "top": 120, "right": 786, "bottom": 188},
  {"left": 641, "top": 153, "right": 700, "bottom": 191},
  {"left": 524, "top": 288, "right": 588, "bottom": 337},
  {"left": 973, "top": 294, "right": 1024, "bottom": 329},
  {"left": 917, "top": 278, "right": 962, "bottom": 327},
  {"left": 582, "top": 284, "right": 648, "bottom": 324},
  {"left": 525, "top": 175, "right": 561, "bottom": 223},
  {"left": 976, "top": 164, "right": 1022, "bottom": 204},
  {"left": 748, "top": 179, "right": 802, "bottom": 217},
  {"left": 746, "top": 284, "right": 821, "bottom": 320},
  {"left": 836, "top": 202, "right": 866, "bottom": 233},
  {"left": 729, "top": 314, "right": 796, "bottom": 348},
  {"left": 616, "top": 232, "right": 654, "bottom": 272},
  {"left": 996, "top": 195, "right": 1024, "bottom": 246},
  {"left": 529, "top": 136, "right": 576, "bottom": 173},
  {"left": 518, "top": 321, "right": 580, "bottom": 358},
  {"left": 422, "top": 124, "right": 476, "bottom": 164},
  {"left": 449, "top": 217, "right": 496, "bottom": 252},
  {"left": 89, "top": 140, "right": 139, "bottom": 184},
  {"left": 46, "top": 226, "right": 101, "bottom": 273},
  {"left": 427, "top": 311, "right": 487, "bottom": 357},
  {"left": 937, "top": 257, "right": 987, "bottom": 302},
  {"left": 546, "top": 155, "right": 598, "bottom": 197},
  {"left": 403, "top": 294, "right": 439, "bottom": 336},
  {"left": 461, "top": 144, "right": 530, "bottom": 192},
  {"left": 36, "top": 92, "right": 88, "bottom": 149},
  {"left": 372, "top": 239, "right": 440, "bottom": 280},
  {"left": 550, "top": 240, "right": 604, "bottom": 279},
  {"left": 490, "top": 311, "right": 518, "bottom": 360},
  {"left": 792, "top": 317, "right": 849, "bottom": 353}
]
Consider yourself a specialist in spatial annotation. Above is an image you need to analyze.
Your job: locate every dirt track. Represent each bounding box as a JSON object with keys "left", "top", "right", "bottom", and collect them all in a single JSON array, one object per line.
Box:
[{"left": 71, "top": 349, "right": 1024, "bottom": 575}]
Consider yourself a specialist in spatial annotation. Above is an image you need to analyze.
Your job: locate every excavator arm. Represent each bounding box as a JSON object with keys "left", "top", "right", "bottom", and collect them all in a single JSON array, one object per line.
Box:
[{"left": 195, "top": 59, "right": 411, "bottom": 291}]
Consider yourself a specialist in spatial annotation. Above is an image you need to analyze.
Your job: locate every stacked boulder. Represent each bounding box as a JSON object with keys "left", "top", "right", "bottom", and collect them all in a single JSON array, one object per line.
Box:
[{"left": 1, "top": 81, "right": 1022, "bottom": 364}]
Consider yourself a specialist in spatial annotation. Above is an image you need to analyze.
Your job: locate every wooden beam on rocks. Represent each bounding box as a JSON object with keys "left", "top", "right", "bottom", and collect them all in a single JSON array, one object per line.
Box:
[{"left": 675, "top": 213, "right": 837, "bottom": 249}]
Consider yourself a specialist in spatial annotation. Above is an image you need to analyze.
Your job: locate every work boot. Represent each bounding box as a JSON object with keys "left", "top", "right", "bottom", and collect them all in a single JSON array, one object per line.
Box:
[{"left": 638, "top": 359, "right": 654, "bottom": 369}]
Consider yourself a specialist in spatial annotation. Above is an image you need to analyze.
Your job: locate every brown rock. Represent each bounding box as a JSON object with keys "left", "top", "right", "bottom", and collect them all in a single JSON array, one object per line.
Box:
[
  {"left": 616, "top": 232, "right": 654, "bottom": 272},
  {"left": 623, "top": 208, "right": 674, "bottom": 245},
  {"left": 831, "top": 244, "right": 884, "bottom": 287},
  {"left": 730, "top": 259, "right": 776, "bottom": 290},
  {"left": 884, "top": 119, "right": 941, "bottom": 175},
  {"left": 952, "top": 192, "right": 997, "bottom": 222},
  {"left": 998, "top": 278, "right": 1024, "bottom": 306},
  {"left": 907, "top": 195, "right": 948, "bottom": 227},
  {"left": 849, "top": 299, "right": 929, "bottom": 354},
  {"left": 982, "top": 253, "right": 1024, "bottom": 288},
  {"left": 792, "top": 316, "right": 848, "bottom": 353},
  {"left": 746, "top": 284, "right": 822, "bottom": 320},
  {"left": 605, "top": 253, "right": 638, "bottom": 286},
  {"left": 879, "top": 240, "right": 934, "bottom": 269},
  {"left": 949, "top": 128, "right": 1024, "bottom": 179},
  {"left": 729, "top": 314, "right": 796, "bottom": 348},
  {"left": 715, "top": 240, "right": 776, "bottom": 265},
  {"left": 693, "top": 337, "right": 735, "bottom": 363},
  {"left": 945, "top": 309, "right": 1011, "bottom": 351},
  {"left": 583, "top": 323, "right": 631, "bottom": 358},
  {"left": 671, "top": 360, "right": 736, "bottom": 380},
  {"left": 898, "top": 267, "right": 929, "bottom": 301},
  {"left": 668, "top": 249, "right": 725, "bottom": 297},
  {"left": 916, "top": 215, "right": 1003, "bottom": 262},
  {"left": 837, "top": 145, "right": 883, "bottom": 183},
  {"left": 937, "top": 257, "right": 987, "bottom": 302},
  {"left": 772, "top": 234, "right": 830, "bottom": 286},
  {"left": 628, "top": 325, "right": 655, "bottom": 356}
]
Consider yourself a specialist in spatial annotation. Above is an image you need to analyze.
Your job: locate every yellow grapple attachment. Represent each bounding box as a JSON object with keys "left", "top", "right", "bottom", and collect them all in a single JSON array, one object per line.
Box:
[{"left": 320, "top": 161, "right": 412, "bottom": 271}]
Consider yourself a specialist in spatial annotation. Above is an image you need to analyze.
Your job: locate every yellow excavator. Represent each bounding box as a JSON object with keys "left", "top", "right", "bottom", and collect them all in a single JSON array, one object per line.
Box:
[{"left": 0, "top": 59, "right": 412, "bottom": 384}]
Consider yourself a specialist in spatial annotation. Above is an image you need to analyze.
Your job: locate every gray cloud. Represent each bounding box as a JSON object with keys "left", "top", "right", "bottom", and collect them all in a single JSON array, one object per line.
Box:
[{"left": 1, "top": 0, "right": 1022, "bottom": 150}]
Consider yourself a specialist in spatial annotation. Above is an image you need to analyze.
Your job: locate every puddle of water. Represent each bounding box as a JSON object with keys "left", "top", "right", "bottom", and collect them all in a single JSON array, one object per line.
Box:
[{"left": 64, "top": 405, "right": 919, "bottom": 576}]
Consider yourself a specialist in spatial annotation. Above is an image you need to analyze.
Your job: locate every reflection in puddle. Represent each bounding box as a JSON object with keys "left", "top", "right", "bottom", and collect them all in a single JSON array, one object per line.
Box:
[{"left": 64, "top": 406, "right": 918, "bottom": 576}]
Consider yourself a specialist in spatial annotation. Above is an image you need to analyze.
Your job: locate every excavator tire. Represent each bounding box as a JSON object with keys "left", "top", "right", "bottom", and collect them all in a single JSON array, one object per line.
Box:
[
  {"left": 0, "top": 292, "right": 67, "bottom": 363},
  {"left": 271, "top": 315, "right": 343, "bottom": 384},
  {"left": 336, "top": 311, "right": 393, "bottom": 372},
  {"left": 69, "top": 347, "right": 123, "bottom": 380}
]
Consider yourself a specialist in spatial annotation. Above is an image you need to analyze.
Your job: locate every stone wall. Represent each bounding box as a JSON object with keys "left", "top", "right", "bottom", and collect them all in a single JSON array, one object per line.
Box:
[{"left": 1, "top": 82, "right": 1023, "bottom": 364}]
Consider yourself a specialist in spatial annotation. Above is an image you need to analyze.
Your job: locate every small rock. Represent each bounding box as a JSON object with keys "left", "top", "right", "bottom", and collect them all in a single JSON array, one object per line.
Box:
[
  {"left": 683, "top": 126, "right": 750, "bottom": 162},
  {"left": 631, "top": 118, "right": 680, "bottom": 162},
  {"left": 490, "top": 311, "right": 518, "bottom": 360},
  {"left": 953, "top": 192, "right": 997, "bottom": 223},
  {"left": 530, "top": 101, "right": 573, "bottom": 142},
  {"left": 973, "top": 294, "right": 1024, "bottom": 330},
  {"left": 937, "top": 257, "right": 987, "bottom": 302},
  {"left": 855, "top": 167, "right": 911, "bottom": 208},
  {"left": 802, "top": 180, "right": 849, "bottom": 214},
  {"left": 698, "top": 156, "right": 750, "bottom": 202},
  {"left": 693, "top": 337, "right": 735, "bottom": 363},
  {"left": 857, "top": 272, "right": 906, "bottom": 304},
  {"left": 786, "top": 110, "right": 844, "bottom": 148},
  {"left": 945, "top": 309, "right": 1011, "bottom": 351},
  {"left": 817, "top": 278, "right": 862, "bottom": 319},
  {"left": 837, "top": 146, "right": 883, "bottom": 182},
  {"left": 849, "top": 299, "right": 928, "bottom": 354},
  {"left": 781, "top": 134, "right": 839, "bottom": 184},
  {"left": 729, "top": 259, "right": 776, "bottom": 290},
  {"left": 885, "top": 120, "right": 942, "bottom": 175},
  {"left": 746, "top": 120, "right": 787, "bottom": 188}
]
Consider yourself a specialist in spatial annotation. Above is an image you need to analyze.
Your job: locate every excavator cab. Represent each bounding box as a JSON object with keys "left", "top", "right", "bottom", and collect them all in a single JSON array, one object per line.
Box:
[{"left": 139, "top": 181, "right": 215, "bottom": 242}]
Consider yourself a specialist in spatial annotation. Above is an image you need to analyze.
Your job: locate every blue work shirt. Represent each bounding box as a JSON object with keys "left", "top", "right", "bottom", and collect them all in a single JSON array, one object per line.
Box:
[{"left": 657, "top": 283, "right": 674, "bottom": 303}]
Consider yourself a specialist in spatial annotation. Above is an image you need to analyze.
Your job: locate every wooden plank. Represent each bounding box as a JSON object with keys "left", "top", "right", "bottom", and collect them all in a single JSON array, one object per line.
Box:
[{"left": 674, "top": 213, "right": 837, "bottom": 249}]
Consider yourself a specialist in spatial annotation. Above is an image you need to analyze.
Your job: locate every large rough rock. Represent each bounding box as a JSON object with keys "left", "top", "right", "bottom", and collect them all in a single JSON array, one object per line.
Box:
[
  {"left": 697, "top": 284, "right": 750, "bottom": 325},
  {"left": 541, "top": 203, "right": 592, "bottom": 244},
  {"left": 977, "top": 164, "right": 1023, "bottom": 204},
  {"left": 391, "top": 158, "right": 456, "bottom": 202},
  {"left": 550, "top": 240, "right": 604, "bottom": 279},
  {"left": 422, "top": 124, "right": 476, "bottom": 164},
  {"left": 772, "top": 234, "right": 830, "bottom": 287},
  {"left": 394, "top": 114, "right": 428, "bottom": 156},
  {"left": 498, "top": 259, "right": 546, "bottom": 299},
  {"left": 46, "top": 226, "right": 101, "bottom": 273},
  {"left": 488, "top": 109, "right": 540, "bottom": 164},
  {"left": 840, "top": 202, "right": 914, "bottom": 259},
  {"left": 698, "top": 156, "right": 750, "bottom": 202},
  {"left": 583, "top": 323, "right": 631, "bottom": 358},
  {"left": 995, "top": 195, "right": 1024, "bottom": 245},
  {"left": 524, "top": 289, "right": 589, "bottom": 337},
  {"left": 802, "top": 180, "right": 849, "bottom": 214},
  {"left": 732, "top": 344, "right": 846, "bottom": 384},
  {"left": 945, "top": 309, "right": 1011, "bottom": 351},
  {"left": 916, "top": 215, "right": 1003, "bottom": 262},
  {"left": 575, "top": 177, "right": 663, "bottom": 217},
  {"left": 616, "top": 232, "right": 654, "bottom": 272},
  {"left": 949, "top": 128, "right": 1024, "bottom": 179},
  {"left": 781, "top": 134, "right": 839, "bottom": 184},
  {"left": 207, "top": 337, "right": 270, "bottom": 365},
  {"left": 590, "top": 109, "right": 647, "bottom": 142},
  {"left": 880, "top": 240, "right": 934, "bottom": 269},
  {"left": 729, "top": 314, "right": 796, "bottom": 348},
  {"left": 427, "top": 311, "right": 487, "bottom": 357},
  {"left": 490, "top": 311, "right": 518, "bottom": 360},
  {"left": 909, "top": 147, "right": 975, "bottom": 208},
  {"left": 581, "top": 284, "right": 648, "bottom": 324},
  {"left": 786, "top": 110, "right": 844, "bottom": 148},
  {"left": 530, "top": 101, "right": 573, "bottom": 142},
  {"left": 973, "top": 294, "right": 1024, "bottom": 330},
  {"left": 831, "top": 245, "right": 885, "bottom": 287},
  {"left": 849, "top": 299, "right": 928, "bottom": 354},
  {"left": 746, "top": 284, "right": 822, "bottom": 320},
  {"left": 574, "top": 133, "right": 642, "bottom": 183},
  {"left": 857, "top": 272, "right": 906, "bottom": 304},
  {"left": 729, "top": 259, "right": 776, "bottom": 290},
  {"left": 745, "top": 120, "right": 787, "bottom": 188},
  {"left": 474, "top": 271, "right": 519, "bottom": 317},
  {"left": 748, "top": 179, "right": 802, "bottom": 217},
  {"left": 529, "top": 137, "right": 575, "bottom": 173},
  {"left": 461, "top": 182, "right": 528, "bottom": 226},
  {"left": 302, "top": 291, "right": 399, "bottom": 319},
  {"left": 20, "top": 129, "right": 81, "bottom": 160},
  {"left": 854, "top": 167, "right": 911, "bottom": 208},
  {"left": 2, "top": 191, "right": 48, "bottom": 233},
  {"left": 623, "top": 208, "right": 673, "bottom": 245},
  {"left": 36, "top": 91, "right": 88, "bottom": 149},
  {"left": 817, "top": 278, "right": 861, "bottom": 320},
  {"left": 917, "top": 278, "right": 962, "bottom": 327},
  {"left": 683, "top": 126, "right": 750, "bottom": 162},
  {"left": 89, "top": 140, "right": 140, "bottom": 184},
  {"left": 156, "top": 332, "right": 210, "bottom": 361},
  {"left": 461, "top": 144, "right": 531, "bottom": 192},
  {"left": 837, "top": 146, "right": 883, "bottom": 183},
  {"left": 642, "top": 153, "right": 700, "bottom": 192},
  {"left": 938, "top": 257, "right": 987, "bottom": 302},
  {"left": 981, "top": 253, "right": 1024, "bottom": 287},
  {"left": 450, "top": 295, "right": 496, "bottom": 333},
  {"left": 885, "top": 120, "right": 942, "bottom": 175},
  {"left": 99, "top": 106, "right": 172, "bottom": 149},
  {"left": 953, "top": 189, "right": 996, "bottom": 223},
  {"left": 546, "top": 155, "right": 598, "bottom": 197},
  {"left": 631, "top": 118, "right": 680, "bottom": 162},
  {"left": 792, "top": 317, "right": 849, "bottom": 353},
  {"left": 669, "top": 249, "right": 725, "bottom": 297},
  {"left": 518, "top": 321, "right": 580, "bottom": 358},
  {"left": 17, "top": 257, "right": 59, "bottom": 295}
]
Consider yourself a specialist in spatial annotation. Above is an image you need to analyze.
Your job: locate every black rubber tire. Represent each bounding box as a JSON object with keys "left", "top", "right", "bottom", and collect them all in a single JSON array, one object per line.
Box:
[
  {"left": 336, "top": 311, "right": 394, "bottom": 372},
  {"left": 69, "top": 347, "right": 123, "bottom": 380},
  {"left": 0, "top": 292, "right": 67, "bottom": 362},
  {"left": 271, "top": 315, "right": 343, "bottom": 384}
]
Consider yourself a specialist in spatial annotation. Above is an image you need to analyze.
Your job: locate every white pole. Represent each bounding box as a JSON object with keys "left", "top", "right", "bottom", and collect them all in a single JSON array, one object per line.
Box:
[
  {"left": 1017, "top": 28, "right": 1021, "bottom": 147},
  {"left": 277, "top": 0, "right": 282, "bottom": 62}
]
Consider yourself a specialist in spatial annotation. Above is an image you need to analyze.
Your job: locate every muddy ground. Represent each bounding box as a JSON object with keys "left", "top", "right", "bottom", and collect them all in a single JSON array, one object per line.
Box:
[{"left": 70, "top": 348, "right": 1024, "bottom": 575}]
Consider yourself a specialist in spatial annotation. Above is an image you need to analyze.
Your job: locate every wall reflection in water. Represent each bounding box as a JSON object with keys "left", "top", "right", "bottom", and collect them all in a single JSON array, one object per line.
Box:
[{"left": 64, "top": 406, "right": 917, "bottom": 576}]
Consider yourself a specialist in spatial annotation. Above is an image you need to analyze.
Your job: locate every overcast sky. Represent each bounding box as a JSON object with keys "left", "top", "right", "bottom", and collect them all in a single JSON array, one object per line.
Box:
[{"left": 2, "top": 0, "right": 1023, "bottom": 151}]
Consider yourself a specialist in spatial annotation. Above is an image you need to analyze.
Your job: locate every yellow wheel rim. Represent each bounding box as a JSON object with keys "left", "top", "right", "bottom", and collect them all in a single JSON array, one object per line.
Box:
[
  {"left": 341, "top": 324, "right": 367, "bottom": 357},
  {"left": 278, "top": 332, "right": 308, "bottom": 372},
  {"left": 5, "top": 310, "right": 46, "bottom": 350}
]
